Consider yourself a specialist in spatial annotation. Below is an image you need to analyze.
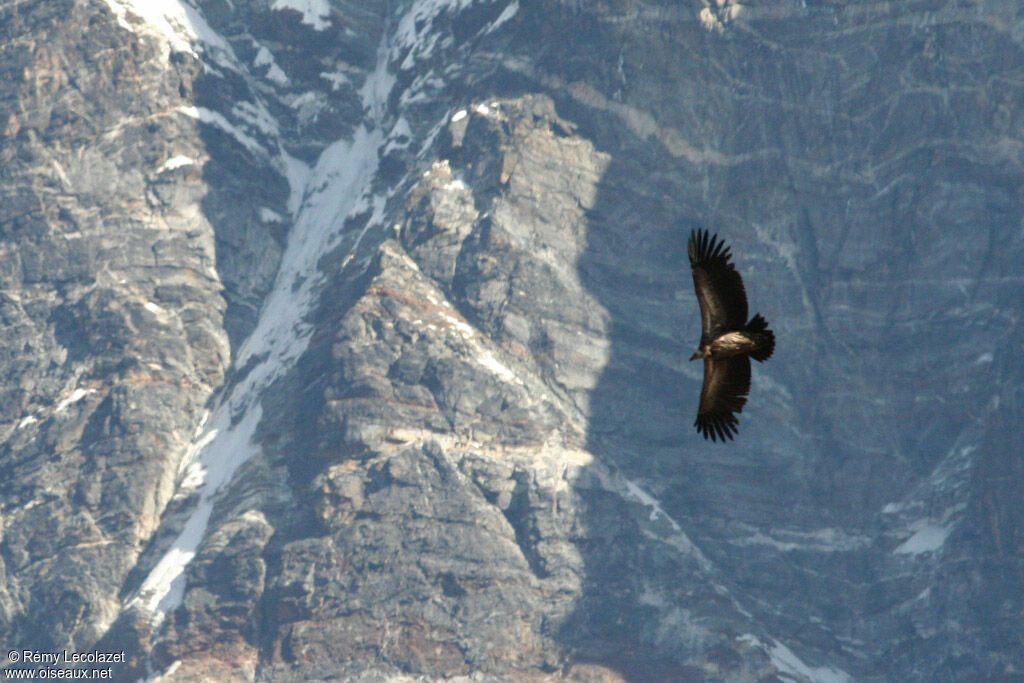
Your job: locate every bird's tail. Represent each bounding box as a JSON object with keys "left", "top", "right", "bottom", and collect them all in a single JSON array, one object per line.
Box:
[{"left": 746, "top": 313, "right": 775, "bottom": 362}]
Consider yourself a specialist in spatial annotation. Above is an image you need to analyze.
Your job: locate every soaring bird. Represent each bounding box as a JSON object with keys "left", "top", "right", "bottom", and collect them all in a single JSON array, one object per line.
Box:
[{"left": 688, "top": 229, "right": 774, "bottom": 441}]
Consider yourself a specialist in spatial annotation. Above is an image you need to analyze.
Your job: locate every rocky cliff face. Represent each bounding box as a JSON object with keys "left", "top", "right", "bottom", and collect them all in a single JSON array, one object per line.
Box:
[{"left": 2, "top": 0, "right": 1023, "bottom": 680}]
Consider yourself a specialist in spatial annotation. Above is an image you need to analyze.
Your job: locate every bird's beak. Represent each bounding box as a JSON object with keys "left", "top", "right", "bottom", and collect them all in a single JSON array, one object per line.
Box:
[{"left": 689, "top": 351, "right": 700, "bottom": 361}]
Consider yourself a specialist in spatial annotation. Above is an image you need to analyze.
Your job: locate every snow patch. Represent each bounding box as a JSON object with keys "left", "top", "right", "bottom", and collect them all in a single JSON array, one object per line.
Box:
[
  {"left": 239, "top": 509, "right": 268, "bottom": 525},
  {"left": 893, "top": 522, "right": 952, "bottom": 555},
  {"left": 734, "top": 527, "right": 870, "bottom": 553},
  {"left": 156, "top": 155, "right": 195, "bottom": 173},
  {"left": 17, "top": 415, "right": 38, "bottom": 430},
  {"left": 476, "top": 351, "right": 521, "bottom": 384},
  {"left": 473, "top": 103, "right": 491, "bottom": 115},
  {"left": 699, "top": 7, "right": 722, "bottom": 32},
  {"left": 132, "top": 404, "right": 263, "bottom": 619},
  {"left": 278, "top": 151, "right": 312, "bottom": 216},
  {"left": 253, "top": 46, "right": 274, "bottom": 67},
  {"left": 622, "top": 478, "right": 682, "bottom": 532},
  {"left": 395, "top": 0, "right": 514, "bottom": 69},
  {"left": 254, "top": 46, "right": 290, "bottom": 86},
  {"left": 290, "top": 90, "right": 320, "bottom": 110},
  {"left": 100, "top": 0, "right": 199, "bottom": 57},
  {"left": 266, "top": 63, "right": 289, "bottom": 85},
  {"left": 769, "top": 640, "right": 851, "bottom": 683},
  {"left": 237, "top": 126, "right": 384, "bottom": 369},
  {"left": 698, "top": 3, "right": 744, "bottom": 33},
  {"left": 484, "top": 0, "right": 519, "bottom": 34},
  {"left": 379, "top": 117, "right": 412, "bottom": 155},
  {"left": 178, "top": 106, "right": 266, "bottom": 156},
  {"left": 740, "top": 634, "right": 851, "bottom": 683},
  {"left": 146, "top": 658, "right": 181, "bottom": 682},
  {"left": 400, "top": 73, "right": 446, "bottom": 106},
  {"left": 290, "top": 91, "right": 331, "bottom": 129},
  {"left": 416, "top": 117, "right": 449, "bottom": 159},
  {"left": 319, "top": 70, "right": 351, "bottom": 91},
  {"left": 637, "top": 585, "right": 669, "bottom": 608},
  {"left": 259, "top": 207, "right": 284, "bottom": 223},
  {"left": 360, "top": 57, "right": 398, "bottom": 123},
  {"left": 437, "top": 309, "right": 478, "bottom": 340},
  {"left": 272, "top": 0, "right": 331, "bottom": 31},
  {"left": 101, "top": 0, "right": 234, "bottom": 64},
  {"left": 231, "top": 101, "right": 281, "bottom": 139},
  {"left": 55, "top": 388, "right": 96, "bottom": 413}
]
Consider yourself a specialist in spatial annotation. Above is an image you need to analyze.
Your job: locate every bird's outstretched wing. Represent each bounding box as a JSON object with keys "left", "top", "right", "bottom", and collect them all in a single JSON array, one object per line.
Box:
[
  {"left": 688, "top": 229, "right": 748, "bottom": 338},
  {"left": 695, "top": 356, "right": 750, "bottom": 442}
]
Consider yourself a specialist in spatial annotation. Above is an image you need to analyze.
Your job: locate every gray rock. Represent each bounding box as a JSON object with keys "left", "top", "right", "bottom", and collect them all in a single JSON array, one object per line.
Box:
[{"left": 1, "top": 0, "right": 1022, "bottom": 681}]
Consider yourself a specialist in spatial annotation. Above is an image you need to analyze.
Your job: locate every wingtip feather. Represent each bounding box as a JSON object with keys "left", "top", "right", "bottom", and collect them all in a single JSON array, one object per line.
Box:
[
  {"left": 689, "top": 228, "right": 732, "bottom": 266},
  {"left": 695, "top": 413, "right": 739, "bottom": 442}
]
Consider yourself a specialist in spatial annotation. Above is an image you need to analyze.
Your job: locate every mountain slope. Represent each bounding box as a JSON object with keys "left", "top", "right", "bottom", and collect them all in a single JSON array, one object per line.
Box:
[{"left": 1, "top": 0, "right": 1022, "bottom": 680}]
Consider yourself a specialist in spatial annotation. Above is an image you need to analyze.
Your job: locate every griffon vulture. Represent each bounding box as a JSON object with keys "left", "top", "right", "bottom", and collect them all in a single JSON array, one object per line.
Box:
[{"left": 688, "top": 229, "right": 775, "bottom": 441}]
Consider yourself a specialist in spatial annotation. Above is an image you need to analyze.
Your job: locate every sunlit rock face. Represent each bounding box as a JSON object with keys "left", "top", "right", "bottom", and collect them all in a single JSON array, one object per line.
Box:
[{"left": 1, "top": 0, "right": 1022, "bottom": 680}]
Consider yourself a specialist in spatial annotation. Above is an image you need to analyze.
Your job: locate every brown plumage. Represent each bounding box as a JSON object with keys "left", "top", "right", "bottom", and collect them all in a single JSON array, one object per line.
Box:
[{"left": 688, "top": 229, "right": 775, "bottom": 442}]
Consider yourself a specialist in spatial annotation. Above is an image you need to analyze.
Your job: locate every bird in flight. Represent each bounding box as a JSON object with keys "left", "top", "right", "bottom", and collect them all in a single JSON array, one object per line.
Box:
[{"left": 688, "top": 229, "right": 775, "bottom": 441}]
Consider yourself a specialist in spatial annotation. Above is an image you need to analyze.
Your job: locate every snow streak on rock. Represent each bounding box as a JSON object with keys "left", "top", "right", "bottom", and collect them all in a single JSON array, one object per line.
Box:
[
  {"left": 118, "top": 0, "right": 513, "bottom": 626},
  {"left": 100, "top": 0, "right": 233, "bottom": 62},
  {"left": 124, "top": 0, "right": 516, "bottom": 635},
  {"left": 123, "top": 6, "right": 395, "bottom": 628},
  {"left": 739, "top": 634, "right": 852, "bottom": 683}
]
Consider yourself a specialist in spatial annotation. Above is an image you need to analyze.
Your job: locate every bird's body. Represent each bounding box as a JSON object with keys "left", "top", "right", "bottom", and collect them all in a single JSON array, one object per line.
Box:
[
  {"left": 687, "top": 230, "right": 774, "bottom": 441},
  {"left": 693, "top": 331, "right": 763, "bottom": 360}
]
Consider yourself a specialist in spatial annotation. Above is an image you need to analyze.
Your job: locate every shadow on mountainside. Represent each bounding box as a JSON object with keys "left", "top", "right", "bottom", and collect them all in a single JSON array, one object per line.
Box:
[
  {"left": 547, "top": 3, "right": 1024, "bottom": 678},
  {"left": 532, "top": 53, "right": 759, "bottom": 683},
  {"left": 554, "top": 103, "right": 759, "bottom": 680}
]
